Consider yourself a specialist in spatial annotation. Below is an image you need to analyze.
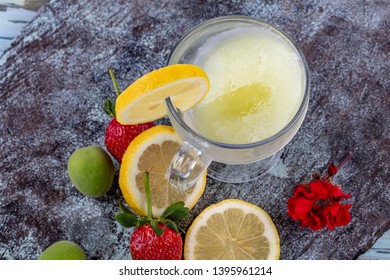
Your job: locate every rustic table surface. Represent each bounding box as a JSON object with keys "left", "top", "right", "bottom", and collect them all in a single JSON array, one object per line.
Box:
[{"left": 0, "top": 0, "right": 389, "bottom": 260}]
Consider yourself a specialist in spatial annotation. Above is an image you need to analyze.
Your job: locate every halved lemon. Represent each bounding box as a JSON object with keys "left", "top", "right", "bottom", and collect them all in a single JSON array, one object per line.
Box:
[
  {"left": 184, "top": 199, "right": 280, "bottom": 260},
  {"left": 119, "top": 125, "right": 206, "bottom": 217},
  {"left": 115, "top": 64, "right": 209, "bottom": 124}
]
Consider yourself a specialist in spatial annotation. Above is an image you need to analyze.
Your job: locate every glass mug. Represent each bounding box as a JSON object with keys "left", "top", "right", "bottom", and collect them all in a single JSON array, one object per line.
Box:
[{"left": 165, "top": 16, "right": 310, "bottom": 190}]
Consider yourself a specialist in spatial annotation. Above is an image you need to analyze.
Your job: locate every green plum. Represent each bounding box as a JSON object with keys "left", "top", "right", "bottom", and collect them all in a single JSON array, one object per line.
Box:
[
  {"left": 38, "top": 240, "right": 86, "bottom": 260},
  {"left": 68, "top": 145, "right": 114, "bottom": 197}
]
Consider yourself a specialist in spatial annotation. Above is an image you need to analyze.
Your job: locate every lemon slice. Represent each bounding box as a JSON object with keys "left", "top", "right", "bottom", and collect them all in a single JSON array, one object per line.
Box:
[
  {"left": 119, "top": 125, "right": 206, "bottom": 216},
  {"left": 184, "top": 199, "right": 280, "bottom": 260},
  {"left": 115, "top": 64, "right": 209, "bottom": 124}
]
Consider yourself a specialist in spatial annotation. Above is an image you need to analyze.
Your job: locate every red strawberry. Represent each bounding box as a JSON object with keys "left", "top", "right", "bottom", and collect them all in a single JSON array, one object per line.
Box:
[
  {"left": 115, "top": 172, "right": 189, "bottom": 260},
  {"left": 130, "top": 223, "right": 182, "bottom": 260},
  {"left": 104, "top": 68, "right": 154, "bottom": 162},
  {"left": 105, "top": 119, "right": 154, "bottom": 162}
]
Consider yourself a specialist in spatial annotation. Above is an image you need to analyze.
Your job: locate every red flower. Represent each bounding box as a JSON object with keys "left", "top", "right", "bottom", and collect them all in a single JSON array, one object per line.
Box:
[
  {"left": 288, "top": 180, "right": 351, "bottom": 230},
  {"left": 287, "top": 153, "right": 353, "bottom": 231},
  {"left": 323, "top": 203, "right": 352, "bottom": 230}
]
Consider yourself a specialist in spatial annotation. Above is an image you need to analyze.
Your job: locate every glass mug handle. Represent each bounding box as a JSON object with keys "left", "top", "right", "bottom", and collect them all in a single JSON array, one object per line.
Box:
[{"left": 166, "top": 141, "right": 212, "bottom": 191}]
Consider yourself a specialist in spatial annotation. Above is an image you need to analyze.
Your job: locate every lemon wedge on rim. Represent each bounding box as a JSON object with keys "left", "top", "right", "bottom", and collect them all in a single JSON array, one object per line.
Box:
[
  {"left": 115, "top": 64, "right": 209, "bottom": 124},
  {"left": 184, "top": 199, "right": 280, "bottom": 260}
]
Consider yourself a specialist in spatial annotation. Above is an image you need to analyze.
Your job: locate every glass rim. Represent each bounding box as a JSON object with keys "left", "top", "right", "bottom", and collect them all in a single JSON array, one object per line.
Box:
[{"left": 166, "top": 15, "right": 310, "bottom": 150}]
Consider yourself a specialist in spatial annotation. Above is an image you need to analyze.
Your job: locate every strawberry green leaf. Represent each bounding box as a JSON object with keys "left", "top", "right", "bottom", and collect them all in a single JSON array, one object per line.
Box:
[
  {"left": 137, "top": 217, "right": 149, "bottom": 227},
  {"left": 161, "top": 219, "right": 179, "bottom": 233},
  {"left": 115, "top": 212, "right": 137, "bottom": 228},
  {"left": 162, "top": 201, "right": 185, "bottom": 218},
  {"left": 150, "top": 220, "right": 165, "bottom": 236},
  {"left": 162, "top": 202, "right": 189, "bottom": 221},
  {"left": 118, "top": 200, "right": 133, "bottom": 214},
  {"left": 103, "top": 98, "right": 116, "bottom": 118}
]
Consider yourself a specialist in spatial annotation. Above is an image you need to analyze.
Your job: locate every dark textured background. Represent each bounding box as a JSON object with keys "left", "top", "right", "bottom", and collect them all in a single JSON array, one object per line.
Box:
[{"left": 0, "top": 0, "right": 389, "bottom": 259}]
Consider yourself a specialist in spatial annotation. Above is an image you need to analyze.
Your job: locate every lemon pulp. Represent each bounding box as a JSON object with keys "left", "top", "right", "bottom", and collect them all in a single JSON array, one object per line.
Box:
[
  {"left": 115, "top": 64, "right": 209, "bottom": 124},
  {"left": 184, "top": 199, "right": 280, "bottom": 260},
  {"left": 119, "top": 125, "right": 206, "bottom": 217}
]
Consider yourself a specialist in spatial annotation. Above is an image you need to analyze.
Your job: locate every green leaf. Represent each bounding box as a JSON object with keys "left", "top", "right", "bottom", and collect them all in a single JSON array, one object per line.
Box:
[
  {"left": 150, "top": 220, "right": 164, "bottom": 236},
  {"left": 162, "top": 202, "right": 189, "bottom": 221},
  {"left": 118, "top": 200, "right": 133, "bottom": 214},
  {"left": 114, "top": 212, "right": 137, "bottom": 228},
  {"left": 160, "top": 219, "right": 179, "bottom": 233},
  {"left": 137, "top": 217, "right": 149, "bottom": 227},
  {"left": 103, "top": 98, "right": 116, "bottom": 118},
  {"left": 162, "top": 201, "right": 185, "bottom": 218}
]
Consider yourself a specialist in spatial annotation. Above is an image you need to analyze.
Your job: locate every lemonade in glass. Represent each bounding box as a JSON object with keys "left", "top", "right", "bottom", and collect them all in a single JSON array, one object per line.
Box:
[{"left": 166, "top": 16, "right": 310, "bottom": 188}]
